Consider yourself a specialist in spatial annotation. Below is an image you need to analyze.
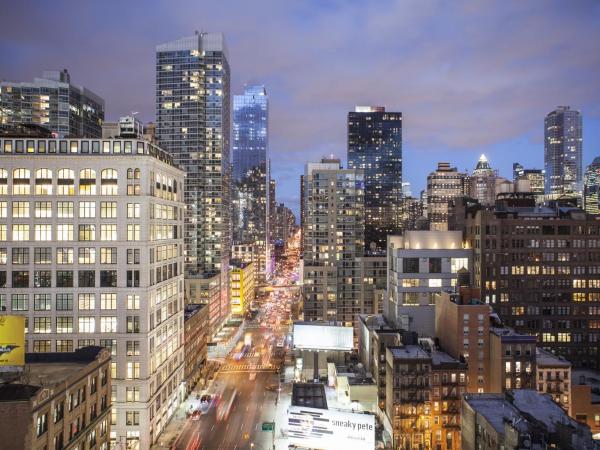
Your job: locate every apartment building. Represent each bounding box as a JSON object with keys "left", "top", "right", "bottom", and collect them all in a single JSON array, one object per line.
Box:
[
  {"left": 0, "top": 346, "right": 111, "bottom": 450},
  {"left": 536, "top": 347, "right": 571, "bottom": 413},
  {"left": 489, "top": 327, "right": 536, "bottom": 392},
  {"left": 183, "top": 304, "right": 209, "bottom": 395},
  {"left": 0, "top": 135, "right": 185, "bottom": 449}
]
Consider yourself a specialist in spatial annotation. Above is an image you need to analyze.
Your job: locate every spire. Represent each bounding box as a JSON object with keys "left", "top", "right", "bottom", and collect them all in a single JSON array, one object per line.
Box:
[{"left": 474, "top": 154, "right": 492, "bottom": 173}]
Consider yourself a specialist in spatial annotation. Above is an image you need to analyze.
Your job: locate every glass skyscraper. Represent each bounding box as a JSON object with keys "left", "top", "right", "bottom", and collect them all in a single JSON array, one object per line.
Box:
[
  {"left": 584, "top": 157, "right": 600, "bottom": 214},
  {"left": 347, "top": 106, "right": 402, "bottom": 253},
  {"left": 544, "top": 106, "right": 583, "bottom": 198},
  {"left": 233, "top": 85, "right": 268, "bottom": 181},
  {"left": 155, "top": 32, "right": 231, "bottom": 279},
  {"left": 0, "top": 69, "right": 104, "bottom": 138}
]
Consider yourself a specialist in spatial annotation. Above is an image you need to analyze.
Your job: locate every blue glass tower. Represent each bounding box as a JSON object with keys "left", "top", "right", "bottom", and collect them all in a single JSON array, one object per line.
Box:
[{"left": 233, "top": 85, "right": 268, "bottom": 180}]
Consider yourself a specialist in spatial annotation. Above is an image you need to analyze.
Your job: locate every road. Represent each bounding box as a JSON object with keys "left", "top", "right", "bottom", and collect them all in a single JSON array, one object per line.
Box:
[{"left": 173, "top": 231, "right": 301, "bottom": 450}]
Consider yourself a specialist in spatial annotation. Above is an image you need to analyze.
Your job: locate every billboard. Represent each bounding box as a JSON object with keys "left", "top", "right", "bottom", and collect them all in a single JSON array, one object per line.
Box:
[
  {"left": 288, "top": 405, "right": 375, "bottom": 450},
  {"left": 293, "top": 323, "right": 353, "bottom": 351},
  {"left": 0, "top": 315, "right": 25, "bottom": 366}
]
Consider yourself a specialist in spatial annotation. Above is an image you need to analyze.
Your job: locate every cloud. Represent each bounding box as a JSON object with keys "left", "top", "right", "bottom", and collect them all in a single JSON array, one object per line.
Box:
[{"left": 1, "top": 0, "right": 600, "bottom": 215}]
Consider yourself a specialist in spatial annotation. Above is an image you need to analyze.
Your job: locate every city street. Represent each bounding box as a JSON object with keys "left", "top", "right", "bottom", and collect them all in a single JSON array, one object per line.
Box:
[{"left": 169, "top": 233, "right": 301, "bottom": 450}]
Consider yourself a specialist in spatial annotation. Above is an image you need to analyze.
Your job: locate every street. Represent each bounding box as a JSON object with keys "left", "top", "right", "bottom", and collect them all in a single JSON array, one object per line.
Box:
[{"left": 171, "top": 232, "right": 301, "bottom": 450}]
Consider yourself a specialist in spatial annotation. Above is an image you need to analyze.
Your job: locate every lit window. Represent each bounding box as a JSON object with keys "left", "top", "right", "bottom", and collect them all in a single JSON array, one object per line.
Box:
[
  {"left": 78, "top": 317, "right": 96, "bottom": 333},
  {"left": 79, "top": 201, "right": 96, "bottom": 218},
  {"left": 57, "top": 224, "right": 74, "bottom": 241},
  {"left": 12, "top": 201, "right": 29, "bottom": 218},
  {"left": 34, "top": 224, "right": 52, "bottom": 241},
  {"left": 127, "top": 203, "right": 140, "bottom": 218},
  {"left": 428, "top": 279, "right": 442, "bottom": 288},
  {"left": 78, "top": 293, "right": 96, "bottom": 310},
  {"left": 34, "top": 201, "right": 52, "bottom": 218},
  {"left": 101, "top": 169, "right": 118, "bottom": 195},
  {"left": 100, "top": 317, "right": 117, "bottom": 333},
  {"left": 57, "top": 169, "right": 75, "bottom": 195},
  {"left": 100, "top": 202, "right": 117, "bottom": 218},
  {"left": 100, "top": 224, "right": 117, "bottom": 241},
  {"left": 127, "top": 224, "right": 140, "bottom": 241},
  {"left": 35, "top": 168, "right": 53, "bottom": 195},
  {"left": 12, "top": 224, "right": 30, "bottom": 241},
  {"left": 0, "top": 201, "right": 6, "bottom": 218},
  {"left": 57, "top": 201, "right": 74, "bottom": 218},
  {"left": 12, "top": 168, "right": 31, "bottom": 195},
  {"left": 101, "top": 293, "right": 116, "bottom": 310},
  {"left": 79, "top": 169, "right": 97, "bottom": 195}
]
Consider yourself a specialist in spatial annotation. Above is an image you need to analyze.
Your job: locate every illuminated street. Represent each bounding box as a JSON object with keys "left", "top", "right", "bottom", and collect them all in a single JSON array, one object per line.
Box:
[{"left": 170, "top": 232, "right": 301, "bottom": 450}]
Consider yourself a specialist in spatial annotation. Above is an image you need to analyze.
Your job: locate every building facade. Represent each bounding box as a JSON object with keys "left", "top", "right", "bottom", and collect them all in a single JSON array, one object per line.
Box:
[
  {"left": 183, "top": 303, "right": 209, "bottom": 394},
  {"left": 0, "top": 69, "right": 104, "bottom": 138},
  {"left": 302, "top": 158, "right": 365, "bottom": 325},
  {"left": 544, "top": 106, "right": 583, "bottom": 199},
  {"left": 427, "top": 163, "right": 468, "bottom": 231},
  {"left": 348, "top": 106, "right": 402, "bottom": 252},
  {"left": 584, "top": 156, "right": 600, "bottom": 214},
  {"left": 230, "top": 261, "right": 255, "bottom": 317},
  {"left": 464, "top": 195, "right": 600, "bottom": 368},
  {"left": 536, "top": 347, "right": 571, "bottom": 413},
  {"left": 468, "top": 155, "right": 497, "bottom": 206},
  {"left": 0, "top": 136, "right": 186, "bottom": 449},
  {"left": 156, "top": 32, "right": 231, "bottom": 322},
  {"left": 513, "top": 162, "right": 545, "bottom": 204},
  {"left": 0, "top": 346, "right": 111, "bottom": 450}
]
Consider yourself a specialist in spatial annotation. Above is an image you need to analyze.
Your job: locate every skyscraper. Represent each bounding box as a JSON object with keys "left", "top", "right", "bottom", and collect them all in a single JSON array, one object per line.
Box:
[
  {"left": 513, "top": 162, "right": 545, "bottom": 203},
  {"left": 348, "top": 106, "right": 402, "bottom": 252},
  {"left": 584, "top": 157, "right": 600, "bottom": 214},
  {"left": 0, "top": 69, "right": 104, "bottom": 138},
  {"left": 427, "top": 162, "right": 468, "bottom": 231},
  {"left": 468, "top": 154, "right": 497, "bottom": 206},
  {"left": 156, "top": 33, "right": 231, "bottom": 323},
  {"left": 232, "top": 85, "right": 268, "bottom": 181},
  {"left": 302, "top": 158, "right": 365, "bottom": 325},
  {"left": 544, "top": 106, "right": 583, "bottom": 198}
]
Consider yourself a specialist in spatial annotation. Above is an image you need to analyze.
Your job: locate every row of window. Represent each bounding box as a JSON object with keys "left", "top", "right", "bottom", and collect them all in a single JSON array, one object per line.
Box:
[
  {"left": 0, "top": 224, "right": 140, "bottom": 241},
  {"left": 0, "top": 270, "right": 135, "bottom": 288},
  {"left": 1, "top": 293, "right": 139, "bottom": 311},
  {"left": 1, "top": 247, "right": 140, "bottom": 265},
  {"left": 0, "top": 201, "right": 141, "bottom": 219},
  {"left": 25, "top": 316, "right": 140, "bottom": 334}
]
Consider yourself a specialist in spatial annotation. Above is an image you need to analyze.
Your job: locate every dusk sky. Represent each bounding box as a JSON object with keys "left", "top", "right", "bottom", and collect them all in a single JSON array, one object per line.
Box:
[{"left": 2, "top": 0, "right": 600, "bottom": 215}]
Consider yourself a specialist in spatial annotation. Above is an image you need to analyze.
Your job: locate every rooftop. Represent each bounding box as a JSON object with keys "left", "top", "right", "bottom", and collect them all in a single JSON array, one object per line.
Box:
[
  {"left": 388, "top": 345, "right": 431, "bottom": 360},
  {"left": 510, "top": 389, "right": 579, "bottom": 433},
  {"left": 431, "top": 350, "right": 466, "bottom": 368},
  {"left": 536, "top": 348, "right": 571, "bottom": 368},
  {"left": 292, "top": 383, "right": 327, "bottom": 410},
  {"left": 463, "top": 393, "right": 522, "bottom": 435},
  {"left": 490, "top": 327, "right": 537, "bottom": 342},
  {"left": 184, "top": 303, "right": 208, "bottom": 320}
]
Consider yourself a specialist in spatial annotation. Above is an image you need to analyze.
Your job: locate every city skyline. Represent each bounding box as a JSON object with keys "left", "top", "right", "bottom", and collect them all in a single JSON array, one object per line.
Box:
[{"left": 2, "top": 1, "right": 600, "bottom": 215}]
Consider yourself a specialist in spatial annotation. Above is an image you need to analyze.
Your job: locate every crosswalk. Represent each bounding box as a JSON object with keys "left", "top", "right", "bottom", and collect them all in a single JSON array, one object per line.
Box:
[
  {"left": 220, "top": 363, "right": 276, "bottom": 373},
  {"left": 229, "top": 352, "right": 261, "bottom": 358}
]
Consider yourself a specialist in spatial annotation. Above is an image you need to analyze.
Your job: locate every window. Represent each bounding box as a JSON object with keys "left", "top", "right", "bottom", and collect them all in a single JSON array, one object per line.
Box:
[
  {"left": 127, "top": 249, "right": 140, "bottom": 264},
  {"left": 11, "top": 294, "right": 28, "bottom": 311},
  {"left": 78, "top": 293, "right": 96, "bottom": 310},
  {"left": 126, "top": 316, "right": 140, "bottom": 333},
  {"left": 12, "top": 270, "right": 29, "bottom": 288},
  {"left": 33, "top": 340, "right": 51, "bottom": 352},
  {"left": 33, "top": 317, "right": 51, "bottom": 333},
  {"left": 0, "top": 225, "right": 5, "bottom": 241},
  {"left": 0, "top": 169, "right": 7, "bottom": 195},
  {"left": 126, "top": 341, "right": 140, "bottom": 356},
  {"left": 12, "top": 168, "right": 31, "bottom": 195},
  {"left": 57, "top": 201, "right": 74, "bottom": 218},
  {"left": 56, "top": 270, "right": 73, "bottom": 287},
  {"left": 78, "top": 270, "right": 95, "bottom": 287},
  {"left": 78, "top": 247, "right": 96, "bottom": 264},
  {"left": 34, "top": 247, "right": 52, "bottom": 264},
  {"left": 34, "top": 270, "right": 52, "bottom": 287},
  {"left": 0, "top": 248, "right": 5, "bottom": 264},
  {"left": 54, "top": 401, "right": 64, "bottom": 423},
  {"left": 126, "top": 362, "right": 140, "bottom": 379},
  {"left": 78, "top": 317, "right": 96, "bottom": 333},
  {"left": 100, "top": 293, "right": 116, "bottom": 310},
  {"left": 56, "top": 340, "right": 73, "bottom": 352},
  {"left": 100, "top": 202, "right": 117, "bottom": 218},
  {"left": 35, "top": 168, "right": 52, "bottom": 195},
  {"left": 56, "top": 294, "right": 73, "bottom": 311},
  {"left": 56, "top": 317, "right": 73, "bottom": 334},
  {"left": 78, "top": 224, "right": 96, "bottom": 241},
  {"left": 57, "top": 224, "right": 74, "bottom": 241},
  {"left": 12, "top": 201, "right": 29, "bottom": 217},
  {"left": 78, "top": 339, "right": 95, "bottom": 349},
  {"left": 79, "top": 201, "right": 96, "bottom": 218},
  {"left": 428, "top": 279, "right": 442, "bottom": 288},
  {"left": 12, "top": 247, "right": 29, "bottom": 264},
  {"left": 100, "top": 224, "right": 117, "bottom": 241},
  {"left": 127, "top": 203, "right": 140, "bottom": 218},
  {"left": 127, "top": 224, "right": 141, "bottom": 241},
  {"left": 127, "top": 184, "right": 140, "bottom": 196},
  {"left": 126, "top": 386, "right": 140, "bottom": 401},
  {"left": 126, "top": 411, "right": 140, "bottom": 426},
  {"left": 36, "top": 412, "right": 48, "bottom": 436},
  {"left": 101, "top": 169, "right": 118, "bottom": 195},
  {"left": 100, "top": 339, "right": 116, "bottom": 356},
  {"left": 127, "top": 270, "right": 140, "bottom": 287},
  {"left": 35, "top": 224, "right": 52, "bottom": 241},
  {"left": 34, "top": 201, "right": 52, "bottom": 218},
  {"left": 100, "top": 270, "right": 117, "bottom": 287},
  {"left": 57, "top": 247, "right": 74, "bottom": 264},
  {"left": 12, "top": 224, "right": 30, "bottom": 241},
  {"left": 100, "top": 247, "right": 117, "bottom": 264},
  {"left": 34, "top": 294, "right": 51, "bottom": 311},
  {"left": 0, "top": 201, "right": 5, "bottom": 217},
  {"left": 79, "top": 169, "right": 97, "bottom": 195},
  {"left": 127, "top": 295, "right": 140, "bottom": 310},
  {"left": 429, "top": 257, "right": 442, "bottom": 273},
  {"left": 101, "top": 317, "right": 117, "bottom": 333},
  {"left": 57, "top": 169, "right": 75, "bottom": 195}
]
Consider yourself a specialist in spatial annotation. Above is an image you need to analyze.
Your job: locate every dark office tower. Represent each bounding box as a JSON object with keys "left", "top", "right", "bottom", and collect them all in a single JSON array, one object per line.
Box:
[
  {"left": 348, "top": 106, "right": 402, "bottom": 253},
  {"left": 584, "top": 157, "right": 600, "bottom": 214},
  {"left": 233, "top": 85, "right": 268, "bottom": 181},
  {"left": 0, "top": 69, "right": 104, "bottom": 138},
  {"left": 544, "top": 106, "right": 583, "bottom": 198},
  {"left": 156, "top": 33, "right": 231, "bottom": 317}
]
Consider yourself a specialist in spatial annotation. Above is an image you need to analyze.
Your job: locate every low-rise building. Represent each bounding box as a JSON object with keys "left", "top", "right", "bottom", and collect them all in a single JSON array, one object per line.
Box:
[
  {"left": 185, "top": 273, "right": 223, "bottom": 340},
  {"left": 489, "top": 327, "right": 536, "bottom": 392},
  {"left": 183, "top": 304, "right": 209, "bottom": 394},
  {"left": 536, "top": 347, "right": 571, "bottom": 413},
  {"left": 571, "top": 369, "right": 600, "bottom": 439},
  {"left": 230, "top": 260, "right": 255, "bottom": 317},
  {"left": 0, "top": 346, "right": 111, "bottom": 450},
  {"left": 461, "top": 390, "right": 597, "bottom": 450}
]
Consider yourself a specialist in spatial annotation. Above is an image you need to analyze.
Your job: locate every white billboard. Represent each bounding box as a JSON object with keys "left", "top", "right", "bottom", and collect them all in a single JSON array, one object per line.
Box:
[
  {"left": 288, "top": 405, "right": 375, "bottom": 450},
  {"left": 293, "top": 324, "right": 353, "bottom": 351}
]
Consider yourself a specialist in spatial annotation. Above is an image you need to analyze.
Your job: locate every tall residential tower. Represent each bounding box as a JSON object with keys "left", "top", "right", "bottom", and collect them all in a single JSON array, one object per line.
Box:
[{"left": 348, "top": 106, "right": 402, "bottom": 253}]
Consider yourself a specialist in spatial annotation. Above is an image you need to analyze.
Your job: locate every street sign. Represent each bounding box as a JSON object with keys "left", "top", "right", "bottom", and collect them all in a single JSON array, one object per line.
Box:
[{"left": 261, "top": 422, "right": 274, "bottom": 431}]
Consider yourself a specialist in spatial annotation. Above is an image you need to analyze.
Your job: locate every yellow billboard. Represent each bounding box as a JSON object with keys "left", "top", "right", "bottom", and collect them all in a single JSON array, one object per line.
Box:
[{"left": 0, "top": 315, "right": 25, "bottom": 366}]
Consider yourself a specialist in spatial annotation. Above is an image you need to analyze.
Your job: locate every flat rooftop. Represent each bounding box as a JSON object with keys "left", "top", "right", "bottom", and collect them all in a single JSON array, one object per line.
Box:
[
  {"left": 292, "top": 383, "right": 327, "bottom": 410},
  {"left": 389, "top": 345, "right": 431, "bottom": 360},
  {"left": 490, "top": 327, "right": 537, "bottom": 341},
  {"left": 463, "top": 394, "right": 522, "bottom": 435},
  {"left": 536, "top": 348, "right": 571, "bottom": 368}
]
